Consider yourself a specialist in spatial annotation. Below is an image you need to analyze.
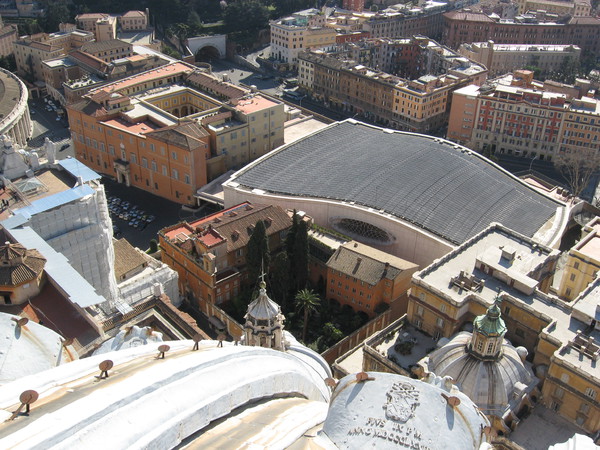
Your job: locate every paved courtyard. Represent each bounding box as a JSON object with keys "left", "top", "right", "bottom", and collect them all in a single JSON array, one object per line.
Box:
[
  {"left": 102, "top": 177, "right": 220, "bottom": 251},
  {"left": 509, "top": 405, "right": 586, "bottom": 449}
]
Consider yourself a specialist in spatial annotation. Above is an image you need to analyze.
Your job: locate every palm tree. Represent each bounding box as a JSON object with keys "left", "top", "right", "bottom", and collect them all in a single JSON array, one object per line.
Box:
[{"left": 295, "top": 289, "right": 320, "bottom": 343}]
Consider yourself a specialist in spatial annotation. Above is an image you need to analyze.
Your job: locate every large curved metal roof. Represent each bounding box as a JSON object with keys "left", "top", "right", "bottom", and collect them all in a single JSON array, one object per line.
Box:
[{"left": 232, "top": 121, "right": 561, "bottom": 244}]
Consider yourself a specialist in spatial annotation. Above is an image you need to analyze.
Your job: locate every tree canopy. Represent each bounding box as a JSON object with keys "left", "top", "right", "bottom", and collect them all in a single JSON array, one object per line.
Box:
[
  {"left": 554, "top": 148, "right": 600, "bottom": 199},
  {"left": 223, "top": 0, "right": 269, "bottom": 33},
  {"left": 246, "top": 219, "right": 270, "bottom": 288},
  {"left": 295, "top": 288, "right": 320, "bottom": 342}
]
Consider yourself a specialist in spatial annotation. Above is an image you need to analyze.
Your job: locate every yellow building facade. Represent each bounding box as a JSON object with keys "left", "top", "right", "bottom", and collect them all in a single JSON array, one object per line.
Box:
[{"left": 559, "top": 217, "right": 600, "bottom": 301}]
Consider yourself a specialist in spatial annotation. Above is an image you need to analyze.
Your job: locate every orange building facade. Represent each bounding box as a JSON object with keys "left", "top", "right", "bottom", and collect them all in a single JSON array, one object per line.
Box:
[
  {"left": 67, "top": 62, "right": 285, "bottom": 204},
  {"left": 159, "top": 203, "right": 292, "bottom": 308},
  {"left": 326, "top": 241, "right": 418, "bottom": 317}
]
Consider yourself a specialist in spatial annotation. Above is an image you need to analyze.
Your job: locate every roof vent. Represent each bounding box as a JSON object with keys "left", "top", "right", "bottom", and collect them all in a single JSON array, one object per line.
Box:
[{"left": 501, "top": 246, "right": 516, "bottom": 262}]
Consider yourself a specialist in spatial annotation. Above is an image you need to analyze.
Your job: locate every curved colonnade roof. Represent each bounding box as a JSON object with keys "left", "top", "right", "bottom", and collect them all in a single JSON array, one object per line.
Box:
[
  {"left": 0, "top": 70, "right": 23, "bottom": 122},
  {"left": 230, "top": 121, "right": 562, "bottom": 245}
]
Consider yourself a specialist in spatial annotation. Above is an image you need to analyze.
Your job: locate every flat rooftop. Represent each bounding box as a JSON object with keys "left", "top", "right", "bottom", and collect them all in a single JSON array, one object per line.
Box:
[
  {"left": 510, "top": 405, "right": 587, "bottom": 450},
  {"left": 230, "top": 120, "right": 563, "bottom": 245},
  {"left": 0, "top": 169, "right": 75, "bottom": 221},
  {"left": 577, "top": 233, "right": 600, "bottom": 260},
  {"left": 416, "top": 224, "right": 600, "bottom": 376},
  {"left": 234, "top": 95, "right": 279, "bottom": 114},
  {"left": 102, "top": 117, "right": 161, "bottom": 135}
]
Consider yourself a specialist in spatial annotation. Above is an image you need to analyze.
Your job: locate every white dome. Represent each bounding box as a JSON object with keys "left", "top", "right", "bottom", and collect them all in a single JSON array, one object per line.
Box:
[
  {"left": 321, "top": 372, "right": 490, "bottom": 450},
  {"left": 0, "top": 313, "right": 76, "bottom": 385},
  {"left": 426, "top": 332, "right": 536, "bottom": 417},
  {"left": 245, "top": 284, "right": 281, "bottom": 320}
]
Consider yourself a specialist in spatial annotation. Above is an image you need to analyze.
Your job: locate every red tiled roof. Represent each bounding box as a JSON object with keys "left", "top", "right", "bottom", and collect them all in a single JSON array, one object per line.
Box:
[
  {"left": 197, "top": 227, "right": 225, "bottom": 247},
  {"left": 91, "top": 61, "right": 195, "bottom": 95},
  {"left": 0, "top": 281, "right": 100, "bottom": 346},
  {"left": 69, "top": 50, "right": 108, "bottom": 72},
  {"left": 0, "top": 242, "right": 46, "bottom": 286}
]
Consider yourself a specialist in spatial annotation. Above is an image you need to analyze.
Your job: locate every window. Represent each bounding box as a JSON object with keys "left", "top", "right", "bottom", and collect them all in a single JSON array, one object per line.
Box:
[
  {"left": 574, "top": 262, "right": 580, "bottom": 270},
  {"left": 417, "top": 305, "right": 424, "bottom": 316},
  {"left": 580, "top": 403, "right": 590, "bottom": 414},
  {"left": 585, "top": 387, "right": 597, "bottom": 399},
  {"left": 142, "top": 157, "right": 148, "bottom": 168},
  {"left": 172, "top": 168, "right": 179, "bottom": 180},
  {"left": 440, "top": 304, "right": 447, "bottom": 314},
  {"left": 554, "top": 387, "right": 564, "bottom": 399},
  {"left": 570, "top": 273, "right": 576, "bottom": 282},
  {"left": 184, "top": 173, "right": 191, "bottom": 184},
  {"left": 109, "top": 145, "right": 115, "bottom": 155},
  {"left": 550, "top": 401, "right": 561, "bottom": 412},
  {"left": 130, "top": 153, "right": 137, "bottom": 164},
  {"left": 486, "top": 342, "right": 494, "bottom": 354},
  {"left": 560, "top": 373, "right": 570, "bottom": 383},
  {"left": 151, "top": 161, "right": 157, "bottom": 172},
  {"left": 162, "top": 165, "right": 167, "bottom": 176},
  {"left": 515, "top": 328, "right": 525, "bottom": 338},
  {"left": 171, "top": 151, "right": 177, "bottom": 160},
  {"left": 436, "top": 317, "right": 444, "bottom": 328}
]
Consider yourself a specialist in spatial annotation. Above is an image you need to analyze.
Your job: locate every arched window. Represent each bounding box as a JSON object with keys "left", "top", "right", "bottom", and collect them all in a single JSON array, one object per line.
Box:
[{"left": 331, "top": 218, "right": 394, "bottom": 245}]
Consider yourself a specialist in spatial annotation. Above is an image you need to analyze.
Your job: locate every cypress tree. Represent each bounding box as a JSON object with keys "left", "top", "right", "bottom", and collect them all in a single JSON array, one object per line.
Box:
[{"left": 246, "top": 220, "right": 269, "bottom": 287}]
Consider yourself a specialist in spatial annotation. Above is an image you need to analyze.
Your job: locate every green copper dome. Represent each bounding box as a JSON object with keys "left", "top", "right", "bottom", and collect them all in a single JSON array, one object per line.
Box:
[{"left": 473, "top": 301, "right": 506, "bottom": 337}]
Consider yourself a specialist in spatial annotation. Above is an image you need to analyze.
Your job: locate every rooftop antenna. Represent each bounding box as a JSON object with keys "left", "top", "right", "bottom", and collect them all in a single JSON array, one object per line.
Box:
[
  {"left": 192, "top": 333, "right": 202, "bottom": 351},
  {"left": 11, "top": 317, "right": 28, "bottom": 327},
  {"left": 7, "top": 390, "right": 39, "bottom": 421},
  {"left": 157, "top": 344, "right": 170, "bottom": 359},
  {"left": 97, "top": 360, "right": 113, "bottom": 380}
]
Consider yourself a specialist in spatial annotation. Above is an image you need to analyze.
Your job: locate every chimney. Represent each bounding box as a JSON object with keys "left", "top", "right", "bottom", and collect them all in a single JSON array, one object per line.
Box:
[{"left": 153, "top": 283, "right": 164, "bottom": 298}]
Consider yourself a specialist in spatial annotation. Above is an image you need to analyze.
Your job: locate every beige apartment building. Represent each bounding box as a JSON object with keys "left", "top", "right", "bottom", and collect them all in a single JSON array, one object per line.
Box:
[
  {"left": 13, "top": 24, "right": 94, "bottom": 82},
  {"left": 67, "top": 62, "right": 285, "bottom": 204},
  {"left": 120, "top": 10, "right": 149, "bottom": 31},
  {"left": 76, "top": 10, "right": 149, "bottom": 41},
  {"left": 516, "top": 0, "right": 591, "bottom": 15},
  {"left": 559, "top": 217, "right": 600, "bottom": 301},
  {"left": 447, "top": 70, "right": 600, "bottom": 162},
  {"left": 270, "top": 8, "right": 334, "bottom": 68},
  {"left": 407, "top": 223, "right": 600, "bottom": 435},
  {"left": 459, "top": 42, "right": 581, "bottom": 78},
  {"left": 299, "top": 48, "right": 486, "bottom": 133},
  {"left": 80, "top": 39, "right": 133, "bottom": 63},
  {"left": 0, "top": 15, "right": 17, "bottom": 57}
]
